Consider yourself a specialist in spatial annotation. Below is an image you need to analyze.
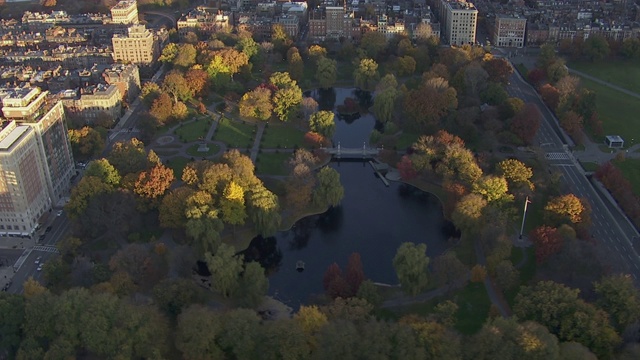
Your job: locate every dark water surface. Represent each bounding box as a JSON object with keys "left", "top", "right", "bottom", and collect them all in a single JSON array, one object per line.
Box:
[{"left": 243, "top": 89, "right": 451, "bottom": 307}]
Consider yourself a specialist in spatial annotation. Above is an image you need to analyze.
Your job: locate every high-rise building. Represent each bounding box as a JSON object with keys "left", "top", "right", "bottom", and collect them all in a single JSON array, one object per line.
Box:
[
  {"left": 494, "top": 15, "right": 526, "bottom": 48},
  {"left": 112, "top": 24, "right": 159, "bottom": 65},
  {"left": 441, "top": 0, "right": 477, "bottom": 46},
  {"left": 110, "top": 0, "right": 139, "bottom": 25},
  {"left": 0, "top": 86, "right": 75, "bottom": 237},
  {"left": 0, "top": 121, "right": 52, "bottom": 237}
]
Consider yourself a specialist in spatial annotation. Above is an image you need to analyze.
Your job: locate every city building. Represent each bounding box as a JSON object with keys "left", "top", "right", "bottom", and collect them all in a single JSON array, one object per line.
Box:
[
  {"left": 102, "top": 63, "right": 140, "bottom": 103},
  {"left": 110, "top": 0, "right": 139, "bottom": 25},
  {"left": 0, "top": 86, "right": 75, "bottom": 213},
  {"left": 112, "top": 24, "right": 159, "bottom": 66},
  {"left": 60, "top": 84, "right": 122, "bottom": 124},
  {"left": 177, "top": 7, "right": 230, "bottom": 39},
  {"left": 493, "top": 14, "right": 526, "bottom": 48},
  {"left": 277, "top": 14, "right": 300, "bottom": 38},
  {"left": 0, "top": 121, "right": 52, "bottom": 237},
  {"left": 443, "top": 0, "right": 478, "bottom": 46}
]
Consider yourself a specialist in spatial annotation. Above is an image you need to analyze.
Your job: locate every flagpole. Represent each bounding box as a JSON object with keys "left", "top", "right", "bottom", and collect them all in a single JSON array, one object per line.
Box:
[{"left": 519, "top": 196, "right": 531, "bottom": 240}]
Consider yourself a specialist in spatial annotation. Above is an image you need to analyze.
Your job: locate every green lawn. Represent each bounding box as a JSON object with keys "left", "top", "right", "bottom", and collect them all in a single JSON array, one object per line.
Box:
[
  {"left": 186, "top": 143, "right": 221, "bottom": 157},
  {"left": 453, "top": 283, "right": 491, "bottom": 335},
  {"left": 614, "top": 158, "right": 640, "bottom": 196},
  {"left": 570, "top": 60, "right": 640, "bottom": 94},
  {"left": 579, "top": 161, "right": 599, "bottom": 172},
  {"left": 261, "top": 124, "right": 305, "bottom": 148},
  {"left": 515, "top": 63, "right": 528, "bottom": 77},
  {"left": 256, "top": 152, "right": 292, "bottom": 176},
  {"left": 166, "top": 156, "right": 191, "bottom": 179},
  {"left": 396, "top": 132, "right": 420, "bottom": 150},
  {"left": 213, "top": 118, "right": 256, "bottom": 148},
  {"left": 578, "top": 77, "right": 640, "bottom": 143},
  {"left": 174, "top": 118, "right": 211, "bottom": 143}
]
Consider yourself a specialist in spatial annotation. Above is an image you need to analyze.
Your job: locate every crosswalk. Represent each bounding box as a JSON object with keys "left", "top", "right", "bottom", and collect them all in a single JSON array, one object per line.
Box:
[
  {"left": 545, "top": 152, "right": 570, "bottom": 160},
  {"left": 33, "top": 245, "right": 60, "bottom": 254}
]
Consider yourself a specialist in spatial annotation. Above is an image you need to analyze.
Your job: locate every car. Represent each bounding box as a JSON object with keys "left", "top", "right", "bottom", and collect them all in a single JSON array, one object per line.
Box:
[
  {"left": 38, "top": 234, "right": 45, "bottom": 241},
  {"left": 56, "top": 210, "right": 63, "bottom": 217},
  {"left": 45, "top": 226, "right": 52, "bottom": 233},
  {"left": 34, "top": 256, "right": 42, "bottom": 264},
  {"left": 37, "top": 263, "right": 43, "bottom": 271}
]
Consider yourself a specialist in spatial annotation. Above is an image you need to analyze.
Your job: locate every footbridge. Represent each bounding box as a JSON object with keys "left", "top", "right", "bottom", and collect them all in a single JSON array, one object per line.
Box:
[{"left": 321, "top": 143, "right": 382, "bottom": 159}]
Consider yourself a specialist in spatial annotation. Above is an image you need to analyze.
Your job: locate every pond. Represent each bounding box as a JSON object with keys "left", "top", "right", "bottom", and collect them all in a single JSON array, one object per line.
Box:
[{"left": 244, "top": 88, "right": 452, "bottom": 307}]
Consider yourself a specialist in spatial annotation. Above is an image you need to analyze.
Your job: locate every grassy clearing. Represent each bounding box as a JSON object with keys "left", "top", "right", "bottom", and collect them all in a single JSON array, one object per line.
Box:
[
  {"left": 578, "top": 77, "right": 640, "bottom": 143},
  {"left": 256, "top": 152, "right": 292, "bottom": 176},
  {"left": 214, "top": 118, "right": 256, "bottom": 148},
  {"left": 153, "top": 149, "right": 179, "bottom": 157},
  {"left": 166, "top": 156, "right": 191, "bottom": 179},
  {"left": 453, "top": 283, "right": 491, "bottom": 334},
  {"left": 261, "top": 124, "right": 305, "bottom": 148},
  {"left": 579, "top": 161, "right": 600, "bottom": 172},
  {"left": 515, "top": 63, "right": 528, "bottom": 77},
  {"left": 186, "top": 143, "right": 221, "bottom": 157},
  {"left": 174, "top": 118, "right": 211, "bottom": 143},
  {"left": 396, "top": 132, "right": 420, "bottom": 150},
  {"left": 570, "top": 60, "right": 640, "bottom": 94},
  {"left": 613, "top": 158, "right": 640, "bottom": 196}
]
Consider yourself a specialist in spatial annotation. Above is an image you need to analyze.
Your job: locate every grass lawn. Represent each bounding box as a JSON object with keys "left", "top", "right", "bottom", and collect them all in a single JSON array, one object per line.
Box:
[
  {"left": 174, "top": 118, "right": 211, "bottom": 143},
  {"left": 153, "top": 149, "right": 179, "bottom": 157},
  {"left": 396, "top": 132, "right": 420, "bottom": 150},
  {"left": 261, "top": 124, "right": 305, "bottom": 148},
  {"left": 214, "top": 118, "right": 256, "bottom": 148},
  {"left": 570, "top": 60, "right": 640, "bottom": 94},
  {"left": 453, "top": 283, "right": 491, "bottom": 335},
  {"left": 579, "top": 161, "right": 600, "bottom": 172},
  {"left": 578, "top": 77, "right": 640, "bottom": 143},
  {"left": 166, "top": 156, "right": 191, "bottom": 179},
  {"left": 515, "top": 63, "right": 528, "bottom": 77},
  {"left": 186, "top": 143, "right": 221, "bottom": 157},
  {"left": 256, "top": 152, "right": 292, "bottom": 176},
  {"left": 613, "top": 158, "right": 640, "bottom": 196}
]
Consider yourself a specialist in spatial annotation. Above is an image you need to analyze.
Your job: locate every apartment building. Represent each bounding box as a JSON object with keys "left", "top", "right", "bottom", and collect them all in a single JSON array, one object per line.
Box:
[
  {"left": 110, "top": 0, "right": 139, "bottom": 25},
  {"left": 103, "top": 63, "right": 140, "bottom": 103},
  {"left": 60, "top": 84, "right": 122, "bottom": 124},
  {"left": 112, "top": 24, "right": 158, "bottom": 65},
  {"left": 0, "top": 121, "right": 51, "bottom": 237},
  {"left": 177, "top": 7, "right": 230, "bottom": 39},
  {"left": 494, "top": 14, "right": 526, "bottom": 48},
  {"left": 444, "top": 0, "right": 478, "bottom": 46},
  {"left": 0, "top": 86, "right": 75, "bottom": 213}
]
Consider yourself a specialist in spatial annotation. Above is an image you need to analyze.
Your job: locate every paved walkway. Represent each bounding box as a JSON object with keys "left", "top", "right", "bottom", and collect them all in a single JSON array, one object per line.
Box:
[
  {"left": 568, "top": 68, "right": 640, "bottom": 100},
  {"left": 250, "top": 122, "right": 266, "bottom": 162}
]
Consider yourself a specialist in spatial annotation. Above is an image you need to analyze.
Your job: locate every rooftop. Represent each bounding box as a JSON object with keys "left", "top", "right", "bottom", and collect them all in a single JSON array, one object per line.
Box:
[
  {"left": 112, "top": 0, "right": 137, "bottom": 10},
  {"left": 0, "top": 125, "right": 30, "bottom": 151}
]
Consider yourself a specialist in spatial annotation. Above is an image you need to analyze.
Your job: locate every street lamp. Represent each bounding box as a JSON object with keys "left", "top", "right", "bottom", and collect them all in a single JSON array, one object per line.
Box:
[{"left": 519, "top": 196, "right": 532, "bottom": 240}]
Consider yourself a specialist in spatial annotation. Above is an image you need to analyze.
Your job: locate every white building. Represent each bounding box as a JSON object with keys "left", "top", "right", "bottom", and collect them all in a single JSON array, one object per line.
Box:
[
  {"left": 440, "top": 0, "right": 478, "bottom": 46},
  {"left": 110, "top": 0, "right": 139, "bottom": 25}
]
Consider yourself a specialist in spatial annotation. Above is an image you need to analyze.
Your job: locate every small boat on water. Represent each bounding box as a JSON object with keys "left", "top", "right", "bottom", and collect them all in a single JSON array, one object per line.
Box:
[{"left": 296, "top": 260, "right": 305, "bottom": 272}]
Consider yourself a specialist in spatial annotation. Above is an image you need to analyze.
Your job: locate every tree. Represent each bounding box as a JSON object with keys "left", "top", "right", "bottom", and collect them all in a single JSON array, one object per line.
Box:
[
  {"left": 316, "top": 56, "right": 337, "bottom": 89},
  {"left": 594, "top": 274, "right": 640, "bottom": 331},
  {"left": 162, "top": 70, "right": 192, "bottom": 102},
  {"left": 159, "top": 189, "right": 195, "bottom": 229},
  {"left": 583, "top": 35, "right": 610, "bottom": 61},
  {"left": 530, "top": 226, "right": 563, "bottom": 263},
  {"left": 172, "top": 100, "right": 189, "bottom": 121},
  {"left": 153, "top": 278, "right": 204, "bottom": 319},
  {"left": 217, "top": 309, "right": 261, "bottom": 359},
  {"left": 294, "top": 305, "right": 328, "bottom": 335},
  {"left": 497, "top": 159, "right": 534, "bottom": 191},
  {"left": 308, "top": 45, "right": 328, "bottom": 64},
  {"left": 494, "top": 260, "right": 520, "bottom": 291},
  {"left": 239, "top": 87, "right": 273, "bottom": 121},
  {"left": 470, "top": 265, "right": 487, "bottom": 283},
  {"left": 547, "top": 59, "right": 569, "bottom": 83},
  {"left": 560, "top": 111, "right": 583, "bottom": 144},
  {"left": 360, "top": 31, "right": 387, "bottom": 58},
  {"left": 285, "top": 149, "right": 317, "bottom": 211},
  {"left": 414, "top": 22, "right": 434, "bottom": 44},
  {"left": 397, "top": 155, "right": 417, "bottom": 180},
  {"left": 149, "top": 93, "right": 174, "bottom": 125},
  {"left": 537, "top": 43, "right": 557, "bottom": 70},
  {"left": 0, "top": 293, "right": 25, "bottom": 358},
  {"left": 205, "top": 244, "right": 243, "bottom": 297},
  {"left": 431, "top": 252, "right": 468, "bottom": 290},
  {"left": 544, "top": 194, "right": 585, "bottom": 225},
  {"left": 395, "top": 56, "right": 416, "bottom": 76},
  {"left": 392, "top": 242, "right": 430, "bottom": 296},
  {"left": 287, "top": 47, "right": 304, "bottom": 81},
  {"left": 482, "top": 58, "right": 513, "bottom": 84},
  {"left": 301, "top": 97, "right": 319, "bottom": 121},
  {"left": 109, "top": 243, "right": 167, "bottom": 289},
  {"left": 273, "top": 86, "right": 302, "bottom": 122},
  {"left": 237, "top": 36, "right": 259, "bottom": 60},
  {"left": 405, "top": 77, "right": 458, "bottom": 131},
  {"left": 312, "top": 166, "right": 344, "bottom": 208},
  {"left": 345, "top": 253, "right": 365, "bottom": 296},
  {"left": 84, "top": 158, "right": 121, "bottom": 186},
  {"left": 463, "top": 62, "right": 489, "bottom": 97},
  {"left": 539, "top": 84, "right": 560, "bottom": 110},
  {"left": 173, "top": 43, "right": 197, "bottom": 69},
  {"left": 373, "top": 82, "right": 398, "bottom": 124},
  {"left": 175, "top": 305, "right": 224, "bottom": 359},
  {"left": 208, "top": 48, "right": 249, "bottom": 79},
  {"left": 159, "top": 43, "right": 178, "bottom": 64},
  {"left": 107, "top": 138, "right": 148, "bottom": 175},
  {"left": 622, "top": 37, "right": 640, "bottom": 59},
  {"left": 480, "top": 82, "right": 508, "bottom": 105},
  {"left": 472, "top": 176, "right": 513, "bottom": 204},
  {"left": 133, "top": 163, "right": 175, "bottom": 209},
  {"left": 219, "top": 181, "right": 247, "bottom": 230},
  {"left": 235, "top": 261, "right": 269, "bottom": 307},
  {"left": 65, "top": 176, "right": 113, "bottom": 219},
  {"left": 354, "top": 58, "right": 380, "bottom": 91},
  {"left": 68, "top": 127, "right": 104, "bottom": 159},
  {"left": 309, "top": 110, "right": 336, "bottom": 138},
  {"left": 499, "top": 97, "right": 525, "bottom": 120},
  {"left": 451, "top": 193, "right": 487, "bottom": 233},
  {"left": 185, "top": 68, "right": 209, "bottom": 98},
  {"left": 356, "top": 280, "right": 382, "bottom": 307},
  {"left": 511, "top": 103, "right": 541, "bottom": 145},
  {"left": 246, "top": 185, "right": 281, "bottom": 236}
]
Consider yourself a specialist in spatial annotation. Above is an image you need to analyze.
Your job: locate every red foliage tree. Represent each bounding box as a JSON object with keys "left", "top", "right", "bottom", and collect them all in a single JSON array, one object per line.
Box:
[
  {"left": 527, "top": 68, "right": 546, "bottom": 85},
  {"left": 304, "top": 131, "right": 328, "bottom": 148},
  {"left": 530, "top": 226, "right": 563, "bottom": 263},
  {"left": 539, "top": 84, "right": 560, "bottom": 111},
  {"left": 435, "top": 130, "right": 465, "bottom": 148},
  {"left": 560, "top": 111, "right": 584, "bottom": 145},
  {"left": 482, "top": 58, "right": 513, "bottom": 84},
  {"left": 443, "top": 181, "right": 468, "bottom": 217},
  {"left": 510, "top": 103, "right": 541, "bottom": 145},
  {"left": 322, "top": 262, "right": 342, "bottom": 291},
  {"left": 397, "top": 155, "right": 417, "bottom": 180},
  {"left": 345, "top": 253, "right": 365, "bottom": 296},
  {"left": 586, "top": 112, "right": 604, "bottom": 137},
  {"left": 327, "top": 276, "right": 351, "bottom": 299},
  {"left": 595, "top": 163, "right": 640, "bottom": 229}
]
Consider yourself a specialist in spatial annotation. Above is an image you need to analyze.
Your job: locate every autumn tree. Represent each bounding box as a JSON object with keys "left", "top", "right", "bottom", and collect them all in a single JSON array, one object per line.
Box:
[
  {"left": 560, "top": 111, "right": 584, "bottom": 144},
  {"left": 510, "top": 103, "right": 541, "bottom": 145},
  {"left": 405, "top": 77, "right": 458, "bottom": 131},
  {"left": 353, "top": 58, "right": 380, "bottom": 91},
  {"left": 162, "top": 70, "right": 192, "bottom": 103},
  {"left": 133, "top": 163, "right": 175, "bottom": 210},
  {"left": 239, "top": 87, "right": 273, "bottom": 121},
  {"left": 84, "top": 158, "right": 121, "bottom": 186},
  {"left": 431, "top": 252, "right": 468, "bottom": 291},
  {"left": 472, "top": 176, "right": 514, "bottom": 204},
  {"left": 530, "top": 226, "right": 563, "bottom": 263},
  {"left": 173, "top": 43, "right": 197, "bottom": 69},
  {"left": 159, "top": 187, "right": 195, "bottom": 229},
  {"left": 287, "top": 47, "right": 304, "bottom": 81},
  {"left": 68, "top": 127, "right": 105, "bottom": 159},
  {"left": 482, "top": 57, "right": 513, "bottom": 84},
  {"left": 301, "top": 97, "right": 319, "bottom": 121},
  {"left": 109, "top": 243, "right": 168, "bottom": 289},
  {"left": 345, "top": 253, "right": 365, "bottom": 296},
  {"left": 247, "top": 184, "right": 281, "bottom": 237},
  {"left": 309, "top": 111, "right": 336, "bottom": 138},
  {"left": 270, "top": 72, "right": 303, "bottom": 122},
  {"left": 65, "top": 176, "right": 114, "bottom": 219},
  {"left": 539, "top": 84, "right": 560, "bottom": 110},
  {"left": 594, "top": 274, "right": 640, "bottom": 331},
  {"left": 185, "top": 68, "right": 209, "bottom": 98},
  {"left": 316, "top": 56, "right": 337, "bottom": 89},
  {"left": 312, "top": 167, "right": 344, "bottom": 208},
  {"left": 393, "top": 242, "right": 430, "bottom": 296},
  {"left": 219, "top": 181, "right": 247, "bottom": 231},
  {"left": 285, "top": 149, "right": 317, "bottom": 212},
  {"left": 360, "top": 31, "right": 387, "bottom": 58},
  {"left": 159, "top": 42, "right": 179, "bottom": 64},
  {"left": 322, "top": 263, "right": 350, "bottom": 299},
  {"left": 108, "top": 138, "right": 149, "bottom": 175},
  {"left": 451, "top": 193, "right": 487, "bottom": 233},
  {"left": 497, "top": 158, "right": 534, "bottom": 191},
  {"left": 544, "top": 194, "right": 586, "bottom": 225}
]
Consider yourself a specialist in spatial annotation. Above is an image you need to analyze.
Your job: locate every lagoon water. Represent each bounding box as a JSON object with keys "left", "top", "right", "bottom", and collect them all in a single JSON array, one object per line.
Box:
[{"left": 244, "top": 89, "right": 451, "bottom": 307}]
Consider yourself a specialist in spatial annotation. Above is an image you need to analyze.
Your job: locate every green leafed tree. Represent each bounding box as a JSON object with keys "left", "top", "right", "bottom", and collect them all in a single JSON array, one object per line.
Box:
[
  {"left": 220, "top": 181, "right": 247, "bottom": 230},
  {"left": 316, "top": 56, "right": 338, "bottom": 89},
  {"left": 392, "top": 242, "right": 430, "bottom": 296},
  {"left": 84, "top": 158, "right": 121, "bottom": 186},
  {"left": 312, "top": 166, "right": 344, "bottom": 208},
  {"left": 472, "top": 176, "right": 514, "bottom": 204},
  {"left": 373, "top": 86, "right": 398, "bottom": 124},
  {"left": 239, "top": 87, "right": 273, "bottom": 121},
  {"left": 247, "top": 185, "right": 281, "bottom": 237},
  {"left": 308, "top": 110, "right": 336, "bottom": 138},
  {"left": 273, "top": 86, "right": 302, "bottom": 122},
  {"left": 594, "top": 274, "right": 640, "bottom": 331},
  {"left": 175, "top": 305, "right": 224, "bottom": 360},
  {"left": 497, "top": 158, "right": 534, "bottom": 191},
  {"left": 173, "top": 43, "right": 197, "bottom": 69},
  {"left": 235, "top": 261, "right": 269, "bottom": 308},
  {"left": 354, "top": 58, "right": 381, "bottom": 91},
  {"left": 205, "top": 244, "right": 243, "bottom": 297}
]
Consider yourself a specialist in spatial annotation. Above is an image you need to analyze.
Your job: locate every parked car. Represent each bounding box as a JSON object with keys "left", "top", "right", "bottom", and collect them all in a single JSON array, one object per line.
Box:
[
  {"left": 35, "top": 256, "right": 42, "bottom": 264},
  {"left": 45, "top": 226, "right": 52, "bottom": 233},
  {"left": 37, "top": 263, "right": 44, "bottom": 271},
  {"left": 56, "top": 210, "right": 63, "bottom": 217}
]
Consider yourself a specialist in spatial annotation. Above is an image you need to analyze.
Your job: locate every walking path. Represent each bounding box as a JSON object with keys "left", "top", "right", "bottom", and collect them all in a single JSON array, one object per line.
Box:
[
  {"left": 567, "top": 68, "right": 640, "bottom": 100},
  {"left": 250, "top": 122, "right": 266, "bottom": 162}
]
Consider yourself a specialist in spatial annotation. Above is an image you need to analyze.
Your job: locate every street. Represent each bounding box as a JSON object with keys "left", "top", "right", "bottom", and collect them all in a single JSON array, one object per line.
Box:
[{"left": 506, "top": 62, "right": 640, "bottom": 279}]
